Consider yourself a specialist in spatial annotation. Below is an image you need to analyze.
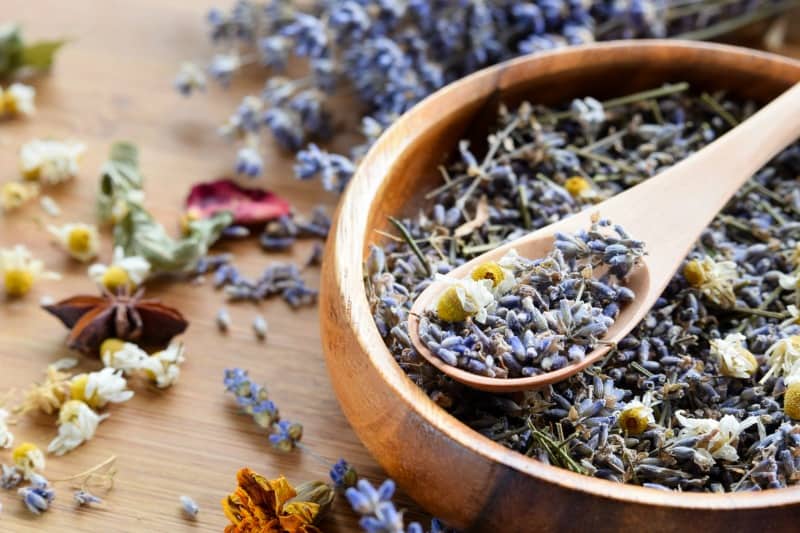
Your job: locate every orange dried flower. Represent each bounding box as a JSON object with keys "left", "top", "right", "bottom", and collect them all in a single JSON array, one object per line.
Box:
[{"left": 222, "top": 468, "right": 333, "bottom": 533}]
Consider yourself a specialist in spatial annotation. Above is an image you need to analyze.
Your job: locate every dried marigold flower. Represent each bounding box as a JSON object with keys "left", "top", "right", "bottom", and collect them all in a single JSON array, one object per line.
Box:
[{"left": 222, "top": 468, "right": 332, "bottom": 533}]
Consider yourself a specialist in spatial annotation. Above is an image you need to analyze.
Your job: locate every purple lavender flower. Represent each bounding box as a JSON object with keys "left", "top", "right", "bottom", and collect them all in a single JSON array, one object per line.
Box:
[
  {"left": 330, "top": 458, "right": 358, "bottom": 489},
  {"left": 281, "top": 12, "right": 328, "bottom": 58},
  {"left": 19, "top": 475, "right": 55, "bottom": 515},
  {"left": 235, "top": 146, "right": 264, "bottom": 177}
]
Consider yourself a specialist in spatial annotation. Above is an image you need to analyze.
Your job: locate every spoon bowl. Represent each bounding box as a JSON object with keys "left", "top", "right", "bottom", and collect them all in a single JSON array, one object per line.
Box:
[
  {"left": 408, "top": 217, "right": 653, "bottom": 392},
  {"left": 408, "top": 81, "right": 800, "bottom": 392}
]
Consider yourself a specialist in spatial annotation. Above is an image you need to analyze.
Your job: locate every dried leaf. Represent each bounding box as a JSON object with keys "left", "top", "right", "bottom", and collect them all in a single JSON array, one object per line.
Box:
[
  {"left": 20, "top": 39, "right": 66, "bottom": 70},
  {"left": 97, "top": 142, "right": 232, "bottom": 274},
  {"left": 454, "top": 195, "right": 490, "bottom": 238}
]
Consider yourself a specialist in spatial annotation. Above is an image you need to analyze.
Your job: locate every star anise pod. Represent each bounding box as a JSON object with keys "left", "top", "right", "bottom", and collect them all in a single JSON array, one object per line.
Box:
[{"left": 42, "top": 289, "right": 188, "bottom": 356}]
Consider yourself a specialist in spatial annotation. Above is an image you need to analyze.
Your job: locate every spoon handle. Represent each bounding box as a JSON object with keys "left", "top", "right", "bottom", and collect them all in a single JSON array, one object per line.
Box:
[{"left": 598, "top": 82, "right": 800, "bottom": 291}]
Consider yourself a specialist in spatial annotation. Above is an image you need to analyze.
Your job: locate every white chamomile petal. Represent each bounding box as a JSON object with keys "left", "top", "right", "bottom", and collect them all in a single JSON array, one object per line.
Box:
[{"left": 47, "top": 222, "right": 100, "bottom": 262}]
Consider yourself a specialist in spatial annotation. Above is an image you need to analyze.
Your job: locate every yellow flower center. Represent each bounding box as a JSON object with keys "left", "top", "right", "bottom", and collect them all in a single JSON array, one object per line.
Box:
[
  {"left": 3, "top": 93, "right": 21, "bottom": 115},
  {"left": 4, "top": 268, "right": 34, "bottom": 296},
  {"left": 436, "top": 286, "right": 469, "bottom": 322},
  {"left": 683, "top": 260, "right": 706, "bottom": 287},
  {"left": 67, "top": 228, "right": 93, "bottom": 255},
  {"left": 69, "top": 374, "right": 96, "bottom": 407},
  {"left": 180, "top": 210, "right": 200, "bottom": 236},
  {"left": 12, "top": 442, "right": 40, "bottom": 465},
  {"left": 471, "top": 262, "right": 505, "bottom": 287},
  {"left": 618, "top": 406, "right": 649, "bottom": 435},
  {"left": 1, "top": 182, "right": 26, "bottom": 208},
  {"left": 102, "top": 265, "right": 131, "bottom": 291},
  {"left": 59, "top": 400, "right": 85, "bottom": 424},
  {"left": 784, "top": 382, "right": 800, "bottom": 420},
  {"left": 100, "top": 338, "right": 126, "bottom": 357},
  {"left": 564, "top": 176, "right": 590, "bottom": 197}
]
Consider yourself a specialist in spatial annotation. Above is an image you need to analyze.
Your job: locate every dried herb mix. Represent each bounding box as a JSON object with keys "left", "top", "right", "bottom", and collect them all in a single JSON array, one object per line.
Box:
[
  {"left": 366, "top": 85, "right": 800, "bottom": 491},
  {"left": 419, "top": 220, "right": 645, "bottom": 378}
]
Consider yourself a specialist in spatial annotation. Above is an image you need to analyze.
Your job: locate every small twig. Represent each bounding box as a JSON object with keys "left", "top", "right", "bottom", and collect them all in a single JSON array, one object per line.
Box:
[
  {"left": 388, "top": 216, "right": 432, "bottom": 277},
  {"left": 701, "top": 92, "right": 739, "bottom": 128}
]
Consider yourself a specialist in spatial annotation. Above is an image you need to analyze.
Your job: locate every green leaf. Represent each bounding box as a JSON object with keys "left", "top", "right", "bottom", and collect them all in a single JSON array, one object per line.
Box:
[
  {"left": 21, "top": 39, "right": 66, "bottom": 70},
  {"left": 0, "top": 23, "right": 24, "bottom": 77},
  {"left": 100, "top": 142, "right": 233, "bottom": 274}
]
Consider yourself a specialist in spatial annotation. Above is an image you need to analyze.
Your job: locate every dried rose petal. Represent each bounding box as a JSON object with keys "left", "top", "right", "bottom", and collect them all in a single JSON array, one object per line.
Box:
[{"left": 185, "top": 179, "right": 292, "bottom": 225}]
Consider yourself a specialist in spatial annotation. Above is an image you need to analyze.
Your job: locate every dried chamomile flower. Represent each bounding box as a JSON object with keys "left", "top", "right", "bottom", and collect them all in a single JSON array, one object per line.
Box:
[
  {"left": 710, "top": 333, "right": 758, "bottom": 379},
  {"left": 74, "top": 489, "right": 102, "bottom": 506},
  {"left": 674, "top": 411, "right": 758, "bottom": 464},
  {"left": 101, "top": 339, "right": 148, "bottom": 371},
  {"left": 48, "top": 400, "right": 107, "bottom": 456},
  {"left": 1, "top": 181, "right": 38, "bottom": 212},
  {"left": 618, "top": 396, "right": 655, "bottom": 435},
  {"left": 48, "top": 222, "right": 100, "bottom": 262},
  {"left": 683, "top": 256, "right": 738, "bottom": 308},
  {"left": 12, "top": 442, "right": 45, "bottom": 478},
  {"left": 762, "top": 335, "right": 800, "bottom": 383},
  {"left": 142, "top": 343, "right": 185, "bottom": 389},
  {"left": 20, "top": 139, "right": 86, "bottom": 184},
  {"left": 180, "top": 495, "right": 199, "bottom": 518},
  {"left": 0, "top": 245, "right": 59, "bottom": 297},
  {"left": 222, "top": 468, "right": 333, "bottom": 533},
  {"left": 20, "top": 365, "right": 72, "bottom": 415},
  {"left": 19, "top": 474, "right": 55, "bottom": 515},
  {"left": 563, "top": 176, "right": 592, "bottom": 198},
  {"left": 433, "top": 274, "right": 494, "bottom": 323},
  {"left": 69, "top": 368, "right": 134, "bottom": 409},
  {"left": 88, "top": 246, "right": 151, "bottom": 291},
  {"left": 0, "top": 408, "right": 13, "bottom": 448},
  {"left": 1, "top": 83, "right": 35, "bottom": 117}
]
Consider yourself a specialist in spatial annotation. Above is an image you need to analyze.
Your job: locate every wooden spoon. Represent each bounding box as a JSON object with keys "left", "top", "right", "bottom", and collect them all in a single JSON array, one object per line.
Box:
[{"left": 408, "top": 82, "right": 800, "bottom": 393}]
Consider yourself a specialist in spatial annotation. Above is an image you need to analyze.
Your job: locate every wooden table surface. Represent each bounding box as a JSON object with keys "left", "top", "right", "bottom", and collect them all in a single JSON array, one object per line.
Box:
[{"left": 0, "top": 1, "right": 415, "bottom": 531}]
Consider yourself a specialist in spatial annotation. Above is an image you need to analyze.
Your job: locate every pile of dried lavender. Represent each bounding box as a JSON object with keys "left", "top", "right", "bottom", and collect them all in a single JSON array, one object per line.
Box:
[
  {"left": 176, "top": 0, "right": 798, "bottom": 191},
  {"left": 418, "top": 221, "right": 645, "bottom": 378},
  {"left": 366, "top": 84, "right": 800, "bottom": 491}
]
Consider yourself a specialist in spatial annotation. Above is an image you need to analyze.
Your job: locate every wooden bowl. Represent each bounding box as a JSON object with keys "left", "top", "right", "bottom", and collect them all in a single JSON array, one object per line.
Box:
[{"left": 320, "top": 41, "right": 800, "bottom": 532}]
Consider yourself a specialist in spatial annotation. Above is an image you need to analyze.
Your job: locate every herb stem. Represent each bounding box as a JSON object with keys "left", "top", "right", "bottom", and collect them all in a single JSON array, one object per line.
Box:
[
  {"left": 566, "top": 145, "right": 637, "bottom": 174},
  {"left": 731, "top": 306, "right": 788, "bottom": 319},
  {"left": 388, "top": 216, "right": 432, "bottom": 277},
  {"left": 701, "top": 92, "right": 739, "bottom": 128}
]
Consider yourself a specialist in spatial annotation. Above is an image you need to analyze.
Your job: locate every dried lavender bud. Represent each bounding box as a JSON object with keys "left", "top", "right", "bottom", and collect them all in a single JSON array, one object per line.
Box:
[
  {"left": 178, "top": 1, "right": 793, "bottom": 190},
  {"left": 253, "top": 314, "right": 268, "bottom": 340}
]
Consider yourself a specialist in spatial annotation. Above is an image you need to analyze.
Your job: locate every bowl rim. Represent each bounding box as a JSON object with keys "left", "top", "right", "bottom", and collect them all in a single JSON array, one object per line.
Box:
[{"left": 334, "top": 39, "right": 800, "bottom": 510}]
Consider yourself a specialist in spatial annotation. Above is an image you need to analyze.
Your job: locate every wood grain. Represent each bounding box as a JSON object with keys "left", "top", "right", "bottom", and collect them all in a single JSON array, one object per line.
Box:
[
  {"left": 0, "top": 1, "right": 417, "bottom": 531},
  {"left": 321, "top": 41, "right": 800, "bottom": 532}
]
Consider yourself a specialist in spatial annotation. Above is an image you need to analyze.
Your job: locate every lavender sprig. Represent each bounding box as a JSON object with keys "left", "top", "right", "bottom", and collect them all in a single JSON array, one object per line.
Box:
[
  {"left": 224, "top": 368, "right": 303, "bottom": 451},
  {"left": 176, "top": 0, "right": 796, "bottom": 191}
]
